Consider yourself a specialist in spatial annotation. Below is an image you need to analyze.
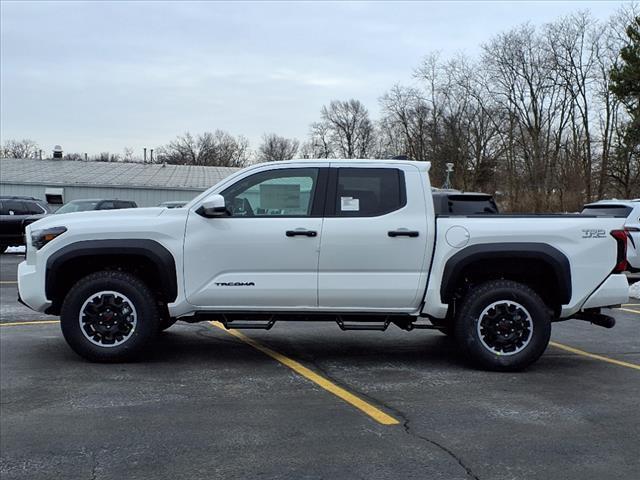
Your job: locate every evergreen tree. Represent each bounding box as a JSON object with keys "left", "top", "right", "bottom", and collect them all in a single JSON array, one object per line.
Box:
[{"left": 610, "top": 16, "right": 640, "bottom": 145}]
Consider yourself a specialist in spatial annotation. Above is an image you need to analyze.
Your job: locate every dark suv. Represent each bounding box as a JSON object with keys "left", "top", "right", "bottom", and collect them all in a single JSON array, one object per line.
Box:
[{"left": 0, "top": 196, "right": 51, "bottom": 253}]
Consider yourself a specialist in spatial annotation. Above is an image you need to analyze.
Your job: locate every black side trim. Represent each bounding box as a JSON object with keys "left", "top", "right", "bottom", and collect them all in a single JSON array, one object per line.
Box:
[
  {"left": 46, "top": 239, "right": 178, "bottom": 302},
  {"left": 440, "top": 243, "right": 572, "bottom": 304}
]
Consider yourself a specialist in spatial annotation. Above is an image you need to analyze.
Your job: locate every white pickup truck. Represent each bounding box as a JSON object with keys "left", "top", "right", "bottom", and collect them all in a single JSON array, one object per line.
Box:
[{"left": 18, "top": 159, "right": 630, "bottom": 371}]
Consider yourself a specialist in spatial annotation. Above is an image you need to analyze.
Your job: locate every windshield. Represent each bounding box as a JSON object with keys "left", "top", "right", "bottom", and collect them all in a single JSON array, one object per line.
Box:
[{"left": 55, "top": 201, "right": 100, "bottom": 214}]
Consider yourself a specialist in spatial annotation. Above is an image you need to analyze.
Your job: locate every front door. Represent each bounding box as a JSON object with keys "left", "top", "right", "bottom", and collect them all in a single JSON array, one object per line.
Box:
[{"left": 183, "top": 166, "right": 326, "bottom": 309}]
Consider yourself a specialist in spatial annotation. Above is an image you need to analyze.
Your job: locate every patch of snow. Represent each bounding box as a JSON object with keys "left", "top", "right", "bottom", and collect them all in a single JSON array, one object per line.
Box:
[
  {"left": 630, "top": 282, "right": 640, "bottom": 300},
  {"left": 6, "top": 246, "right": 25, "bottom": 254}
]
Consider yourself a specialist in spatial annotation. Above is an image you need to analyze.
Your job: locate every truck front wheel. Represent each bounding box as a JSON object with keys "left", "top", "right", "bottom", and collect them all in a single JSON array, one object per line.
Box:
[
  {"left": 60, "top": 271, "right": 160, "bottom": 362},
  {"left": 455, "top": 280, "right": 551, "bottom": 371}
]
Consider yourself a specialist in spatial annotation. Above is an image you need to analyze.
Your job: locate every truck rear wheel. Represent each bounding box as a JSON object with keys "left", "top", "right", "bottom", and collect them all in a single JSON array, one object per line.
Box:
[
  {"left": 60, "top": 271, "right": 159, "bottom": 362},
  {"left": 455, "top": 280, "right": 551, "bottom": 371}
]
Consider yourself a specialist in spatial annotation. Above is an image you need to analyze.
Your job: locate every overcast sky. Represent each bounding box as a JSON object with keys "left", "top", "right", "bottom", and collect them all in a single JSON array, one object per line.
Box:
[{"left": 0, "top": 1, "right": 628, "bottom": 157}]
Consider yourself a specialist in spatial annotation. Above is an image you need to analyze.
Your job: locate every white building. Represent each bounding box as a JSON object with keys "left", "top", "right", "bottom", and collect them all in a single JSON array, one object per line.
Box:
[{"left": 0, "top": 158, "right": 239, "bottom": 207}]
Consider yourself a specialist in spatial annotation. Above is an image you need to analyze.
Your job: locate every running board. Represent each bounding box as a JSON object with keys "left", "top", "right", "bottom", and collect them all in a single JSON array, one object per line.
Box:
[
  {"left": 220, "top": 314, "right": 276, "bottom": 330},
  {"left": 336, "top": 317, "right": 390, "bottom": 331},
  {"left": 570, "top": 310, "right": 616, "bottom": 329},
  {"left": 405, "top": 319, "right": 441, "bottom": 330}
]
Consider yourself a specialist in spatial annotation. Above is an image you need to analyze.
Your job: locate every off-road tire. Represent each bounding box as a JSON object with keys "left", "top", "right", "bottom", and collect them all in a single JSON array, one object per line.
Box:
[
  {"left": 454, "top": 280, "right": 551, "bottom": 372},
  {"left": 60, "top": 270, "right": 159, "bottom": 362}
]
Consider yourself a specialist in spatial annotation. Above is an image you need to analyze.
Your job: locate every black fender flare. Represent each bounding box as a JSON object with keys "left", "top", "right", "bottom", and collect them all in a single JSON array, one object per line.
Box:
[
  {"left": 440, "top": 242, "right": 572, "bottom": 304},
  {"left": 45, "top": 239, "right": 178, "bottom": 302}
]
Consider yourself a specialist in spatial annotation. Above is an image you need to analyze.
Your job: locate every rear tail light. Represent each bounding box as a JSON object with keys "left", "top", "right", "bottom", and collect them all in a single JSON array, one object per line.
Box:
[{"left": 610, "top": 229, "right": 629, "bottom": 273}]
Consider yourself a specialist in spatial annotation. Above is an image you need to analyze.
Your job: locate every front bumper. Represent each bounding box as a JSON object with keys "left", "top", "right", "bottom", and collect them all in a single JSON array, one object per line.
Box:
[
  {"left": 17, "top": 260, "right": 51, "bottom": 313},
  {"left": 582, "top": 274, "right": 629, "bottom": 310}
]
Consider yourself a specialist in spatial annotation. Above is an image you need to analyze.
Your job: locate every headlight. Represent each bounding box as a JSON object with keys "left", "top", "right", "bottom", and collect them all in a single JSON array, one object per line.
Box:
[{"left": 31, "top": 227, "right": 67, "bottom": 250}]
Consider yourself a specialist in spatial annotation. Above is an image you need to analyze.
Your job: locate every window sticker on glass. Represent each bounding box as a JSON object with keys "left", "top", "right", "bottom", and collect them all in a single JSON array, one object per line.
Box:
[{"left": 341, "top": 196, "right": 360, "bottom": 211}]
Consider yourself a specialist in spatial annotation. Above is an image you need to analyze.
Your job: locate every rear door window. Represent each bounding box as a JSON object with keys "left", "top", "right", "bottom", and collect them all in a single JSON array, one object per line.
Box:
[{"left": 331, "top": 168, "right": 406, "bottom": 217}]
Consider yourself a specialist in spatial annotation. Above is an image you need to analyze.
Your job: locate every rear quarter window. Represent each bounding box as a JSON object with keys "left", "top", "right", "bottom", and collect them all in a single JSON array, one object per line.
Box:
[{"left": 25, "top": 201, "right": 47, "bottom": 214}]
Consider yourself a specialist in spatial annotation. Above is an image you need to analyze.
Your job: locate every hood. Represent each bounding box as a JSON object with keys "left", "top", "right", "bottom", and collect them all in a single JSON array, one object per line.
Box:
[{"left": 28, "top": 207, "right": 167, "bottom": 231}]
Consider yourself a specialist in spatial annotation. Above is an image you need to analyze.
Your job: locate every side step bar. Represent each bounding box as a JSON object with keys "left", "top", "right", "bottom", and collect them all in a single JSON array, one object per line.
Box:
[
  {"left": 571, "top": 309, "right": 616, "bottom": 329},
  {"left": 220, "top": 315, "right": 276, "bottom": 330},
  {"left": 335, "top": 316, "right": 441, "bottom": 331},
  {"left": 185, "top": 311, "right": 440, "bottom": 331},
  {"left": 336, "top": 317, "right": 390, "bottom": 331}
]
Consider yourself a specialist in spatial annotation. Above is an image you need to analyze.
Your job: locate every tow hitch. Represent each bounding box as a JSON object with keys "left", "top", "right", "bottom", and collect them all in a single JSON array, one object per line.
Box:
[{"left": 571, "top": 309, "right": 616, "bottom": 329}]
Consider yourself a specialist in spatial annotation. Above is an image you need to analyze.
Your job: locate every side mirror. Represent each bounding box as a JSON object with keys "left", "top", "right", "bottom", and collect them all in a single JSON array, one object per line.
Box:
[{"left": 196, "top": 194, "right": 229, "bottom": 218}]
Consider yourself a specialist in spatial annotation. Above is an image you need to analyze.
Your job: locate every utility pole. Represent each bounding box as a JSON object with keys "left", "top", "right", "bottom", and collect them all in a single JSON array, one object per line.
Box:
[
  {"left": 150, "top": 149, "right": 154, "bottom": 163},
  {"left": 443, "top": 163, "right": 454, "bottom": 189}
]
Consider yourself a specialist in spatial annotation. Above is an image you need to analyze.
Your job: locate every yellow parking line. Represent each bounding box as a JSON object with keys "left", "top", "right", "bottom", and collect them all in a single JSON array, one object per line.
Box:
[
  {"left": 617, "top": 307, "right": 640, "bottom": 315},
  {"left": 209, "top": 321, "right": 400, "bottom": 425},
  {"left": 0, "top": 320, "right": 60, "bottom": 327},
  {"left": 623, "top": 303, "right": 640, "bottom": 306},
  {"left": 550, "top": 341, "right": 640, "bottom": 371}
]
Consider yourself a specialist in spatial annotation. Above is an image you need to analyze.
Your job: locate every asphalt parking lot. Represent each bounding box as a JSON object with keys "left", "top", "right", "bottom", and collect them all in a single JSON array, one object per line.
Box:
[{"left": 1, "top": 253, "right": 639, "bottom": 480}]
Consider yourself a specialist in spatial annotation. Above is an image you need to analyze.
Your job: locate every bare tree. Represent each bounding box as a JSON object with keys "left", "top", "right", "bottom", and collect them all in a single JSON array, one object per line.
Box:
[
  {"left": 63, "top": 152, "right": 84, "bottom": 161},
  {"left": 258, "top": 133, "right": 300, "bottom": 161},
  {"left": 122, "top": 147, "right": 135, "bottom": 162},
  {"left": 2, "top": 139, "right": 39, "bottom": 159},
  {"left": 379, "top": 85, "right": 431, "bottom": 161},
  {"left": 320, "top": 99, "right": 376, "bottom": 158},
  {"left": 308, "top": 122, "right": 334, "bottom": 158},
  {"left": 94, "top": 152, "right": 120, "bottom": 162},
  {"left": 156, "top": 130, "right": 250, "bottom": 167}
]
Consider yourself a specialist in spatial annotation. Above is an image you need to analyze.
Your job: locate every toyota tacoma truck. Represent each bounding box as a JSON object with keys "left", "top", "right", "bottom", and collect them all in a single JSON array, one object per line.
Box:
[{"left": 17, "top": 159, "right": 630, "bottom": 371}]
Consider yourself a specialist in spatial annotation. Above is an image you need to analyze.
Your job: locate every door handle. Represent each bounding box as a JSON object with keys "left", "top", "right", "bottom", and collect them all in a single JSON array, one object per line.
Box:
[
  {"left": 286, "top": 230, "right": 317, "bottom": 237},
  {"left": 388, "top": 230, "right": 419, "bottom": 238}
]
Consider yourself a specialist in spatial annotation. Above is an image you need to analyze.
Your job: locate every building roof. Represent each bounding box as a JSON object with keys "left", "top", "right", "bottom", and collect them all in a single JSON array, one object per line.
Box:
[{"left": 0, "top": 158, "right": 240, "bottom": 191}]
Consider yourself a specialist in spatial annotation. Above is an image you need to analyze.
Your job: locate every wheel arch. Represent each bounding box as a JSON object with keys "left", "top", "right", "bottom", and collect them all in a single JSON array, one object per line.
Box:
[
  {"left": 45, "top": 239, "right": 177, "bottom": 315},
  {"left": 440, "top": 243, "right": 572, "bottom": 311}
]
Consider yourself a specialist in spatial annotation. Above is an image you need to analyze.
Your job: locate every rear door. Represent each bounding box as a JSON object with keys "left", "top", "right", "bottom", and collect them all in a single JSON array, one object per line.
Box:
[{"left": 318, "top": 164, "right": 429, "bottom": 311}]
